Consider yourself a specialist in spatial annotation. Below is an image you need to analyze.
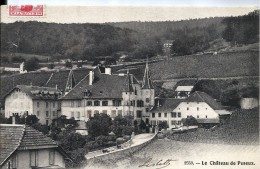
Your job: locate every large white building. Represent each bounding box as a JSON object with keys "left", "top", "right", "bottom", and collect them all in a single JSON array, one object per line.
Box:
[
  {"left": 150, "top": 91, "right": 231, "bottom": 129},
  {"left": 60, "top": 62, "right": 155, "bottom": 124}
]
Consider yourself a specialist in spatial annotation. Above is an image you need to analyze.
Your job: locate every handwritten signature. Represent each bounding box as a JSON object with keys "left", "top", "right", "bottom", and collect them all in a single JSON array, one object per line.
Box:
[{"left": 138, "top": 158, "right": 177, "bottom": 169}]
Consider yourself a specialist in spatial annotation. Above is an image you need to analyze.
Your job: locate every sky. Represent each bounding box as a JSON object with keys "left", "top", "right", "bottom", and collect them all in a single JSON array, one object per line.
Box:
[
  {"left": 1, "top": 0, "right": 259, "bottom": 23},
  {"left": 6, "top": 0, "right": 260, "bottom": 7}
]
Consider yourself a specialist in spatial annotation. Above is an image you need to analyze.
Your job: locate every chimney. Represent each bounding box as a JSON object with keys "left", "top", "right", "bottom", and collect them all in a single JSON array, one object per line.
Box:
[
  {"left": 105, "top": 67, "right": 111, "bottom": 75},
  {"left": 89, "top": 70, "right": 94, "bottom": 85},
  {"left": 12, "top": 115, "right": 16, "bottom": 125}
]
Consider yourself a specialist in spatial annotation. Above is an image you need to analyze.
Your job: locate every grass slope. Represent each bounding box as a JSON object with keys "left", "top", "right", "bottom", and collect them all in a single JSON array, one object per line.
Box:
[
  {"left": 170, "top": 107, "right": 259, "bottom": 145},
  {"left": 150, "top": 51, "right": 259, "bottom": 80}
]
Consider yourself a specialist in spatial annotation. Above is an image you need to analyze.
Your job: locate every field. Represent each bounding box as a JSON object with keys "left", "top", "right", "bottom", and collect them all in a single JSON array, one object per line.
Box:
[
  {"left": 169, "top": 107, "right": 259, "bottom": 145},
  {"left": 116, "top": 51, "right": 259, "bottom": 81},
  {"left": 80, "top": 107, "right": 260, "bottom": 169},
  {"left": 82, "top": 139, "right": 260, "bottom": 169}
]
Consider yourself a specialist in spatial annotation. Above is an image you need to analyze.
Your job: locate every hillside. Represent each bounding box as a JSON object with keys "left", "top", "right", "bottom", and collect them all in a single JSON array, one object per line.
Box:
[
  {"left": 115, "top": 51, "right": 259, "bottom": 81},
  {"left": 170, "top": 107, "right": 259, "bottom": 145}
]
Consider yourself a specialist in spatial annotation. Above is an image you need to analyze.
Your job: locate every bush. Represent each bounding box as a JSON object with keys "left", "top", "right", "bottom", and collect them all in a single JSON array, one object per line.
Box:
[{"left": 182, "top": 116, "right": 198, "bottom": 126}]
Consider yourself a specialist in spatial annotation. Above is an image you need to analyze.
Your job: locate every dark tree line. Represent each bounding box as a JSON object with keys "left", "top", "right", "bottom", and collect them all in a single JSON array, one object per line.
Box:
[{"left": 222, "top": 10, "right": 259, "bottom": 45}]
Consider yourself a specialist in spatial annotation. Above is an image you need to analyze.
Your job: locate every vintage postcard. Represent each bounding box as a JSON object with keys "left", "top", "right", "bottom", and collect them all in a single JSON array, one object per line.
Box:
[{"left": 0, "top": 1, "right": 259, "bottom": 169}]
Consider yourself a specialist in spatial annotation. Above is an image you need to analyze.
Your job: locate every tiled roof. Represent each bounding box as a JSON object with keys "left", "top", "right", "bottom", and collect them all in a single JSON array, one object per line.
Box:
[
  {"left": 4, "top": 85, "right": 61, "bottom": 100},
  {"left": 44, "top": 69, "right": 90, "bottom": 91},
  {"left": 152, "top": 91, "right": 225, "bottom": 112},
  {"left": 142, "top": 61, "right": 154, "bottom": 89},
  {"left": 0, "top": 72, "right": 53, "bottom": 102},
  {"left": 18, "top": 126, "right": 57, "bottom": 150},
  {"left": 61, "top": 72, "right": 134, "bottom": 99},
  {"left": 187, "top": 91, "right": 223, "bottom": 110},
  {"left": 175, "top": 86, "right": 194, "bottom": 92},
  {"left": 151, "top": 98, "right": 183, "bottom": 112},
  {"left": 0, "top": 124, "right": 59, "bottom": 166},
  {"left": 0, "top": 69, "right": 90, "bottom": 104},
  {"left": 0, "top": 124, "right": 24, "bottom": 166},
  {"left": 175, "top": 79, "right": 198, "bottom": 86}
]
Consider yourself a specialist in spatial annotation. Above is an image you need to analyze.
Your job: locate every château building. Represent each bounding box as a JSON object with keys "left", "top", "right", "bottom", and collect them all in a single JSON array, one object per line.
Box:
[{"left": 60, "top": 62, "right": 155, "bottom": 124}]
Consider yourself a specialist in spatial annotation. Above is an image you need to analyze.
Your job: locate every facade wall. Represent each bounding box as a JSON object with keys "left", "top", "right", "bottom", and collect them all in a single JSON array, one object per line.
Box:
[
  {"left": 4, "top": 90, "right": 60, "bottom": 125},
  {"left": 150, "top": 102, "right": 219, "bottom": 129},
  {"left": 32, "top": 100, "right": 60, "bottom": 125},
  {"left": 5, "top": 90, "right": 33, "bottom": 118},
  {"left": 2, "top": 149, "right": 65, "bottom": 169},
  {"left": 61, "top": 85, "right": 154, "bottom": 123}
]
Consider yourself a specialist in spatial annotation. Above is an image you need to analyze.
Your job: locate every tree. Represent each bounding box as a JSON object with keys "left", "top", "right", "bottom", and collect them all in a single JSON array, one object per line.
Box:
[
  {"left": 139, "top": 120, "right": 146, "bottom": 131},
  {"left": 182, "top": 116, "right": 198, "bottom": 126},
  {"left": 158, "top": 121, "right": 168, "bottom": 130},
  {"left": 24, "top": 57, "right": 40, "bottom": 71},
  {"left": 86, "top": 113, "right": 112, "bottom": 137},
  {"left": 65, "top": 61, "right": 72, "bottom": 68},
  {"left": 111, "top": 115, "right": 133, "bottom": 137}
]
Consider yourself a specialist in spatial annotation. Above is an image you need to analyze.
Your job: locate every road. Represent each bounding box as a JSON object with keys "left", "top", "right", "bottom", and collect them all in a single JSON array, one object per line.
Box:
[{"left": 85, "top": 133, "right": 154, "bottom": 159}]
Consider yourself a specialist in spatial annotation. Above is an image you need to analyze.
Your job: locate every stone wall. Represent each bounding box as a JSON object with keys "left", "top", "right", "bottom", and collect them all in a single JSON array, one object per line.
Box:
[{"left": 86, "top": 134, "right": 157, "bottom": 163}]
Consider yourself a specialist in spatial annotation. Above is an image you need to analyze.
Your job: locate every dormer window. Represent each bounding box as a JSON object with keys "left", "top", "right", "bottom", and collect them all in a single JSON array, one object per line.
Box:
[{"left": 83, "top": 89, "right": 91, "bottom": 97}]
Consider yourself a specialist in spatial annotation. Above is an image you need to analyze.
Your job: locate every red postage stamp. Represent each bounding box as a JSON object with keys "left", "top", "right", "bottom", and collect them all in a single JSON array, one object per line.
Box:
[{"left": 9, "top": 5, "right": 44, "bottom": 16}]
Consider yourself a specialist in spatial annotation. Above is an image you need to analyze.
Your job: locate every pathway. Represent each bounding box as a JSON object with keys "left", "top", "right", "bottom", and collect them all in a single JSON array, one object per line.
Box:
[{"left": 85, "top": 133, "right": 154, "bottom": 159}]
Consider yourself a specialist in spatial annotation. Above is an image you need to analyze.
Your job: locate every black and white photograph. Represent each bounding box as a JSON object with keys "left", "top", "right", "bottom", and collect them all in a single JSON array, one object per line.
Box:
[{"left": 0, "top": 1, "right": 259, "bottom": 169}]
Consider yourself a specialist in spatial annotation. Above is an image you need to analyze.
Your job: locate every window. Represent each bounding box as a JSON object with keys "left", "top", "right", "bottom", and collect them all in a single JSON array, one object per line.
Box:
[
  {"left": 53, "top": 102, "right": 55, "bottom": 108},
  {"left": 197, "top": 107, "right": 199, "bottom": 111},
  {"left": 94, "top": 101, "right": 100, "bottom": 106},
  {"left": 49, "top": 150, "right": 55, "bottom": 165},
  {"left": 30, "top": 150, "right": 38, "bottom": 167},
  {"left": 46, "top": 111, "right": 49, "bottom": 117},
  {"left": 137, "top": 100, "right": 144, "bottom": 107},
  {"left": 171, "top": 120, "right": 176, "bottom": 125},
  {"left": 178, "top": 112, "right": 181, "bottom": 118},
  {"left": 118, "top": 110, "right": 122, "bottom": 116},
  {"left": 87, "top": 101, "right": 92, "bottom": 106},
  {"left": 152, "top": 113, "right": 155, "bottom": 118},
  {"left": 158, "top": 113, "right": 161, "bottom": 117},
  {"left": 102, "top": 110, "right": 107, "bottom": 114},
  {"left": 102, "top": 101, "right": 108, "bottom": 106},
  {"left": 94, "top": 110, "right": 99, "bottom": 114},
  {"left": 134, "top": 88, "right": 137, "bottom": 95},
  {"left": 77, "top": 101, "right": 81, "bottom": 107},
  {"left": 146, "top": 98, "right": 150, "bottom": 103},
  {"left": 77, "top": 112, "right": 80, "bottom": 118},
  {"left": 187, "top": 107, "right": 189, "bottom": 110},
  {"left": 197, "top": 115, "right": 199, "bottom": 118},
  {"left": 206, "top": 115, "right": 208, "bottom": 118},
  {"left": 11, "top": 154, "right": 17, "bottom": 169},
  {"left": 71, "top": 101, "right": 74, "bottom": 107},
  {"left": 111, "top": 110, "right": 116, "bottom": 118},
  {"left": 46, "top": 120, "right": 49, "bottom": 126},
  {"left": 71, "top": 111, "right": 74, "bottom": 117},
  {"left": 87, "top": 110, "right": 92, "bottom": 118},
  {"left": 53, "top": 111, "right": 56, "bottom": 116},
  {"left": 37, "top": 111, "right": 40, "bottom": 116},
  {"left": 171, "top": 112, "right": 176, "bottom": 118},
  {"left": 112, "top": 100, "right": 121, "bottom": 106},
  {"left": 164, "top": 113, "right": 167, "bottom": 117},
  {"left": 146, "top": 108, "right": 149, "bottom": 112},
  {"left": 133, "top": 100, "right": 136, "bottom": 106},
  {"left": 46, "top": 102, "right": 49, "bottom": 108},
  {"left": 58, "top": 102, "right": 61, "bottom": 108},
  {"left": 136, "top": 111, "right": 142, "bottom": 118},
  {"left": 177, "top": 121, "right": 182, "bottom": 125}
]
